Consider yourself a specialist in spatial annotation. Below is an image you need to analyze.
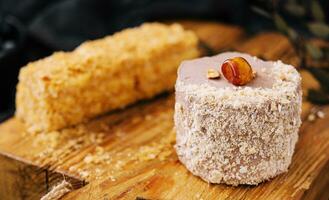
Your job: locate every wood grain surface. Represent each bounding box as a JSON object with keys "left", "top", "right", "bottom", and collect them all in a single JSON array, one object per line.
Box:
[{"left": 0, "top": 21, "right": 328, "bottom": 200}]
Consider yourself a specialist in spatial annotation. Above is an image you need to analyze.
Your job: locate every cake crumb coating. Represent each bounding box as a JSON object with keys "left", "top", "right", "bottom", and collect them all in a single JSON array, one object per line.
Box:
[{"left": 175, "top": 55, "right": 302, "bottom": 185}]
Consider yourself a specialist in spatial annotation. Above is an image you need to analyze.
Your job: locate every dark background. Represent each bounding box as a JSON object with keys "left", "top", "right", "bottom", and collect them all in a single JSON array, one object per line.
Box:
[{"left": 0, "top": 0, "right": 328, "bottom": 122}]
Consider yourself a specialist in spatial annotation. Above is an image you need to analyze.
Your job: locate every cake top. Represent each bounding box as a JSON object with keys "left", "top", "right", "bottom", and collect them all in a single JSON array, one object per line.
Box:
[
  {"left": 178, "top": 52, "right": 275, "bottom": 89},
  {"left": 176, "top": 52, "right": 301, "bottom": 106}
]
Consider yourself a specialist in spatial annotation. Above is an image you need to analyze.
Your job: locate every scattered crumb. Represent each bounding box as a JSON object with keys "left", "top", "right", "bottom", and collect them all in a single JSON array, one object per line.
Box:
[
  {"left": 83, "top": 146, "right": 111, "bottom": 166},
  {"left": 109, "top": 176, "right": 116, "bottom": 182},
  {"left": 29, "top": 108, "right": 176, "bottom": 182},
  {"left": 33, "top": 131, "right": 60, "bottom": 149},
  {"left": 307, "top": 113, "right": 316, "bottom": 122},
  {"left": 31, "top": 123, "right": 107, "bottom": 164},
  {"left": 69, "top": 166, "right": 77, "bottom": 172},
  {"left": 307, "top": 107, "right": 326, "bottom": 122},
  {"left": 135, "top": 129, "right": 175, "bottom": 162},
  {"left": 207, "top": 69, "right": 220, "bottom": 79},
  {"left": 79, "top": 170, "right": 89, "bottom": 179},
  {"left": 83, "top": 154, "right": 94, "bottom": 164},
  {"left": 316, "top": 111, "right": 325, "bottom": 119},
  {"left": 252, "top": 71, "right": 257, "bottom": 79},
  {"left": 95, "top": 168, "right": 102, "bottom": 175},
  {"left": 96, "top": 146, "right": 105, "bottom": 154}
]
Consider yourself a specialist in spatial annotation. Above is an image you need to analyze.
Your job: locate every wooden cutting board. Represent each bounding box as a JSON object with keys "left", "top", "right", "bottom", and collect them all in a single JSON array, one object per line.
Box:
[{"left": 0, "top": 21, "right": 328, "bottom": 200}]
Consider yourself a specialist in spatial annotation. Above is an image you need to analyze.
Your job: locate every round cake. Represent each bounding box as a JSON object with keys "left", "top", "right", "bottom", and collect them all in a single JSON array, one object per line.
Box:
[{"left": 174, "top": 52, "right": 302, "bottom": 185}]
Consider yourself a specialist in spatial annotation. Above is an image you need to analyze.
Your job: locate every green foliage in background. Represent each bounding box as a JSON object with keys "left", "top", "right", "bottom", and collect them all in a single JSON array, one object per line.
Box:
[{"left": 252, "top": 0, "right": 329, "bottom": 104}]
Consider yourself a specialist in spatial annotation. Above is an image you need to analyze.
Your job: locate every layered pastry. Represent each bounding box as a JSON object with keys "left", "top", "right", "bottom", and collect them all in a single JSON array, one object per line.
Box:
[
  {"left": 174, "top": 52, "right": 302, "bottom": 185},
  {"left": 16, "top": 23, "right": 199, "bottom": 132}
]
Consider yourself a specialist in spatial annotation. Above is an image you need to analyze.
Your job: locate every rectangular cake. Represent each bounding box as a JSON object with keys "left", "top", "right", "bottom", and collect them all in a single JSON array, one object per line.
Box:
[{"left": 16, "top": 23, "right": 199, "bottom": 132}]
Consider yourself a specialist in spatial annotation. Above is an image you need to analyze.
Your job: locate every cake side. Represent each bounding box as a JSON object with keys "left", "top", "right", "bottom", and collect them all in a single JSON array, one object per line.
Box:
[
  {"left": 174, "top": 56, "right": 302, "bottom": 185},
  {"left": 16, "top": 23, "right": 200, "bottom": 132}
]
